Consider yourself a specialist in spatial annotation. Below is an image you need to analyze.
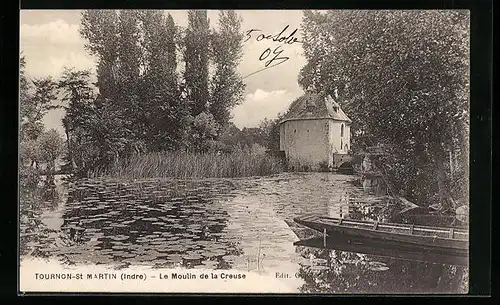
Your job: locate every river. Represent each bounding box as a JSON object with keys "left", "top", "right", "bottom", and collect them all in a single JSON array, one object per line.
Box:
[{"left": 19, "top": 172, "right": 468, "bottom": 293}]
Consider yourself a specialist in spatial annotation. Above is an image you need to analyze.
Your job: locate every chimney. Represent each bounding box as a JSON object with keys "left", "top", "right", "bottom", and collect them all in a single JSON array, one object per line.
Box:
[
  {"left": 305, "top": 96, "right": 316, "bottom": 114},
  {"left": 326, "top": 94, "right": 339, "bottom": 112}
]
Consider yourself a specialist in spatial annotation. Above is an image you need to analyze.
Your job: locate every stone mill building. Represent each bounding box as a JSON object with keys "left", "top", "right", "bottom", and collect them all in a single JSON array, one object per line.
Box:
[{"left": 279, "top": 93, "right": 352, "bottom": 171}]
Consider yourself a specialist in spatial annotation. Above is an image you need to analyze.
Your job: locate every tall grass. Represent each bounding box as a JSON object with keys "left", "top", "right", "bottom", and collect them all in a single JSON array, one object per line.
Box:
[{"left": 91, "top": 148, "right": 284, "bottom": 179}]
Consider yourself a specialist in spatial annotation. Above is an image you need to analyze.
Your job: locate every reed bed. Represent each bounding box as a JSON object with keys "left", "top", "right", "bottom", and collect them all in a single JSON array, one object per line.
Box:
[{"left": 91, "top": 149, "right": 284, "bottom": 179}]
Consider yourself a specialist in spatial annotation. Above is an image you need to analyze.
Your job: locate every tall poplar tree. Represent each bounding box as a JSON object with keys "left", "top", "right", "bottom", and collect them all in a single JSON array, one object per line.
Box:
[
  {"left": 116, "top": 10, "right": 141, "bottom": 87},
  {"left": 80, "top": 10, "right": 120, "bottom": 99},
  {"left": 209, "top": 10, "right": 245, "bottom": 128},
  {"left": 139, "top": 11, "right": 189, "bottom": 150},
  {"left": 184, "top": 10, "right": 211, "bottom": 117}
]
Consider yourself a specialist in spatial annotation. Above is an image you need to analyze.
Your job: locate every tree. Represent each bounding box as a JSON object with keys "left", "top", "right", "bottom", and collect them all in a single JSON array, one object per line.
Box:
[
  {"left": 140, "top": 11, "right": 177, "bottom": 85},
  {"left": 117, "top": 10, "right": 141, "bottom": 84},
  {"left": 80, "top": 10, "right": 146, "bottom": 163},
  {"left": 19, "top": 54, "right": 31, "bottom": 137},
  {"left": 115, "top": 10, "right": 145, "bottom": 152},
  {"left": 20, "top": 76, "right": 58, "bottom": 142},
  {"left": 19, "top": 64, "right": 58, "bottom": 171},
  {"left": 209, "top": 10, "right": 246, "bottom": 127},
  {"left": 191, "top": 112, "right": 219, "bottom": 152},
  {"left": 80, "top": 10, "right": 120, "bottom": 99},
  {"left": 80, "top": 10, "right": 119, "bottom": 100},
  {"left": 36, "top": 129, "right": 65, "bottom": 185},
  {"left": 19, "top": 54, "right": 39, "bottom": 172},
  {"left": 299, "top": 10, "right": 469, "bottom": 207},
  {"left": 217, "top": 122, "right": 244, "bottom": 152},
  {"left": 139, "top": 11, "right": 190, "bottom": 151},
  {"left": 258, "top": 112, "right": 287, "bottom": 152},
  {"left": 57, "top": 68, "right": 100, "bottom": 176},
  {"left": 183, "top": 10, "right": 211, "bottom": 117},
  {"left": 19, "top": 54, "right": 60, "bottom": 189}
]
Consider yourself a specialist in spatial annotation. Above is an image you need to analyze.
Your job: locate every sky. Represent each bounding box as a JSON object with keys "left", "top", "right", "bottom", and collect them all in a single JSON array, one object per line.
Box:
[{"left": 19, "top": 10, "right": 310, "bottom": 135}]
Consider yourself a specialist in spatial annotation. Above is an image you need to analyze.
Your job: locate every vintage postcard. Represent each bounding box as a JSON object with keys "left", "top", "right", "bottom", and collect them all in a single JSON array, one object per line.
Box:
[{"left": 19, "top": 9, "right": 470, "bottom": 294}]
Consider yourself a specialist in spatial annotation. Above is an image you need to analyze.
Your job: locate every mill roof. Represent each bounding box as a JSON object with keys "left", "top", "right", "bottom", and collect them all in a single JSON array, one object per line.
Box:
[{"left": 280, "top": 93, "right": 352, "bottom": 124}]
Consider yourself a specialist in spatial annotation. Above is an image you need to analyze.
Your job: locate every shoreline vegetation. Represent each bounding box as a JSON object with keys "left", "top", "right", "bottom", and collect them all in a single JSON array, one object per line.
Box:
[{"left": 89, "top": 148, "right": 285, "bottom": 179}]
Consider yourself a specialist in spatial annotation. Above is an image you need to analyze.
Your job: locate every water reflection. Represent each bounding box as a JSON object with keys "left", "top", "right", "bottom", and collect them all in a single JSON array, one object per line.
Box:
[
  {"left": 19, "top": 172, "right": 467, "bottom": 293},
  {"left": 294, "top": 244, "right": 466, "bottom": 293}
]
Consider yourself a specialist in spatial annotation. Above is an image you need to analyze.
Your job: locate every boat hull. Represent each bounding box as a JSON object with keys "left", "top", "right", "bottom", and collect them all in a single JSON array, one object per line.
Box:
[{"left": 294, "top": 216, "right": 468, "bottom": 251}]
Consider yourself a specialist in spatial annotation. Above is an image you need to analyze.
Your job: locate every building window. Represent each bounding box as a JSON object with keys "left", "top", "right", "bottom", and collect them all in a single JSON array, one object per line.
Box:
[
  {"left": 341, "top": 139, "right": 343, "bottom": 150},
  {"left": 294, "top": 129, "right": 296, "bottom": 133},
  {"left": 341, "top": 124, "right": 344, "bottom": 137}
]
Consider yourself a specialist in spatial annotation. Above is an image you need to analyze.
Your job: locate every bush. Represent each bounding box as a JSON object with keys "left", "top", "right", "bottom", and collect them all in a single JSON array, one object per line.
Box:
[
  {"left": 318, "top": 161, "right": 330, "bottom": 172},
  {"left": 19, "top": 165, "right": 40, "bottom": 193}
]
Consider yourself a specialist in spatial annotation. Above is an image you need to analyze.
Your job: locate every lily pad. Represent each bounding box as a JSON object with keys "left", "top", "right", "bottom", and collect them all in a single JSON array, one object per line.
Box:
[
  {"left": 114, "top": 252, "right": 136, "bottom": 258},
  {"left": 202, "top": 261, "right": 219, "bottom": 268},
  {"left": 167, "top": 244, "right": 188, "bottom": 252},
  {"left": 202, "top": 249, "right": 226, "bottom": 258},
  {"left": 313, "top": 258, "right": 328, "bottom": 264},
  {"left": 367, "top": 261, "right": 389, "bottom": 271},
  {"left": 309, "top": 265, "right": 330, "bottom": 271},
  {"left": 166, "top": 255, "right": 183, "bottom": 264},
  {"left": 183, "top": 253, "right": 203, "bottom": 260}
]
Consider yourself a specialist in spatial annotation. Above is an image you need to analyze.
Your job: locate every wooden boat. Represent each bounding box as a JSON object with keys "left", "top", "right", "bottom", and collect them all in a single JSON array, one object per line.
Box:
[
  {"left": 293, "top": 214, "right": 468, "bottom": 251},
  {"left": 389, "top": 213, "right": 467, "bottom": 228}
]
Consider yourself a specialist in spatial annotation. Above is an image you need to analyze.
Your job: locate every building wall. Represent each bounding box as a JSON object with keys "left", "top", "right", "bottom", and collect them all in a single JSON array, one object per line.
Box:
[
  {"left": 328, "top": 120, "right": 351, "bottom": 156},
  {"left": 280, "top": 119, "right": 330, "bottom": 170}
]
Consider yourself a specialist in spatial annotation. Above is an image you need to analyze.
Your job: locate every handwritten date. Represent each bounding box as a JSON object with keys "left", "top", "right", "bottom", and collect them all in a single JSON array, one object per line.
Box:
[
  {"left": 244, "top": 25, "right": 301, "bottom": 77},
  {"left": 244, "top": 25, "right": 302, "bottom": 45}
]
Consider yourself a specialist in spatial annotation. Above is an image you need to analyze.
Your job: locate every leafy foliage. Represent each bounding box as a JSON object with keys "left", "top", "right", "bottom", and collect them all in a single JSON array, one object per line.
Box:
[
  {"left": 36, "top": 129, "right": 65, "bottom": 166},
  {"left": 209, "top": 11, "right": 246, "bottom": 127},
  {"left": 183, "top": 10, "right": 211, "bottom": 117},
  {"left": 80, "top": 10, "right": 120, "bottom": 98},
  {"left": 19, "top": 55, "right": 66, "bottom": 188},
  {"left": 138, "top": 11, "right": 190, "bottom": 151},
  {"left": 20, "top": 73, "right": 58, "bottom": 141},
  {"left": 57, "top": 68, "right": 102, "bottom": 176},
  {"left": 191, "top": 112, "right": 220, "bottom": 152},
  {"left": 299, "top": 10, "right": 469, "bottom": 207},
  {"left": 258, "top": 113, "right": 287, "bottom": 152},
  {"left": 19, "top": 55, "right": 63, "bottom": 190}
]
